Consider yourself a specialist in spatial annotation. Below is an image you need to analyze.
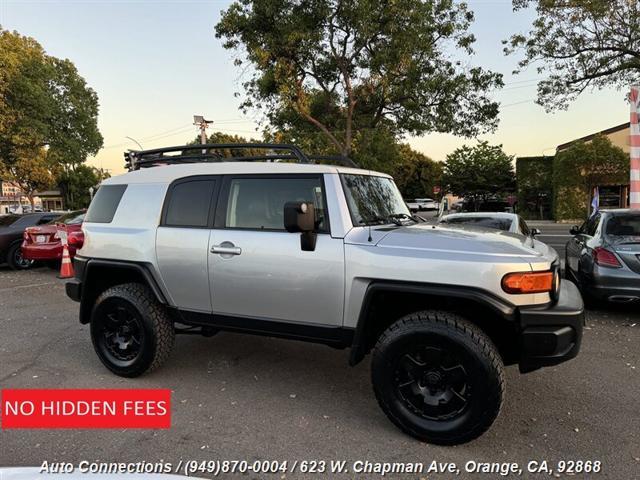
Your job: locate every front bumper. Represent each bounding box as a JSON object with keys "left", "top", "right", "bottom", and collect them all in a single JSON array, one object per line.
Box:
[{"left": 517, "top": 280, "right": 584, "bottom": 373}]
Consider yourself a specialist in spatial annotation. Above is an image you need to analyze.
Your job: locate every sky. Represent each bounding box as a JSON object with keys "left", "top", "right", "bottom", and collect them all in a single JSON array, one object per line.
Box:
[{"left": 0, "top": 0, "right": 631, "bottom": 174}]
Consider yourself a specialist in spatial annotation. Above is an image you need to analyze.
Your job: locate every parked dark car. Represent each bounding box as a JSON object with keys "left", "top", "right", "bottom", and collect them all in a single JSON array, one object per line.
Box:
[
  {"left": 565, "top": 209, "right": 640, "bottom": 304},
  {"left": 0, "top": 212, "right": 60, "bottom": 269}
]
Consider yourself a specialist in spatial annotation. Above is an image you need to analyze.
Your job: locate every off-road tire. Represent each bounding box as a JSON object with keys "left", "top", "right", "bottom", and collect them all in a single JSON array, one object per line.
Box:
[
  {"left": 7, "top": 242, "right": 34, "bottom": 270},
  {"left": 90, "top": 283, "right": 174, "bottom": 377},
  {"left": 371, "top": 310, "right": 505, "bottom": 445}
]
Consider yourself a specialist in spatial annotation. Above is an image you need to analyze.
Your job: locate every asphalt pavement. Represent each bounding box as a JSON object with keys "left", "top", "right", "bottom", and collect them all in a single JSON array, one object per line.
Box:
[{"left": 0, "top": 267, "right": 639, "bottom": 479}]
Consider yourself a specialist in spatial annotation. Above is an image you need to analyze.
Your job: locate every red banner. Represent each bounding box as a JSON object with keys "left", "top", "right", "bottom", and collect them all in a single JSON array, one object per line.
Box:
[{"left": 1, "top": 389, "right": 171, "bottom": 429}]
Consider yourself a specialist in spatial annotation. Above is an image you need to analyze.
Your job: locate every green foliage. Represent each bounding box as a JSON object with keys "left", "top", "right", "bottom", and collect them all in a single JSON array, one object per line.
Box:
[
  {"left": 0, "top": 147, "right": 55, "bottom": 205},
  {"left": 552, "top": 135, "right": 629, "bottom": 220},
  {"left": 390, "top": 144, "right": 442, "bottom": 199},
  {"left": 216, "top": 0, "right": 503, "bottom": 156},
  {"left": 57, "top": 164, "right": 110, "bottom": 210},
  {"left": 442, "top": 142, "right": 515, "bottom": 205},
  {"left": 516, "top": 156, "right": 553, "bottom": 220},
  {"left": 0, "top": 28, "right": 103, "bottom": 174},
  {"left": 505, "top": 1, "right": 640, "bottom": 111}
]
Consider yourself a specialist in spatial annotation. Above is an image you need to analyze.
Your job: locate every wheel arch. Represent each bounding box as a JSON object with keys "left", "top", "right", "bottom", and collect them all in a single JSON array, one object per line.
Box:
[
  {"left": 349, "top": 281, "right": 519, "bottom": 367},
  {"left": 78, "top": 258, "right": 169, "bottom": 324}
]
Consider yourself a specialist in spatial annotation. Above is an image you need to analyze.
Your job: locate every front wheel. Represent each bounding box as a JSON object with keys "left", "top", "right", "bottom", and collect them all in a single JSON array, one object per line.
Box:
[
  {"left": 7, "top": 243, "right": 34, "bottom": 270},
  {"left": 90, "top": 283, "right": 175, "bottom": 377},
  {"left": 371, "top": 310, "right": 504, "bottom": 445}
]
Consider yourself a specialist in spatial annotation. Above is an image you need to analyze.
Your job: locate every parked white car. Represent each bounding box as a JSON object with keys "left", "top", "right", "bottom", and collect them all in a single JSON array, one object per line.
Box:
[
  {"left": 439, "top": 212, "right": 541, "bottom": 236},
  {"left": 406, "top": 197, "right": 439, "bottom": 213}
]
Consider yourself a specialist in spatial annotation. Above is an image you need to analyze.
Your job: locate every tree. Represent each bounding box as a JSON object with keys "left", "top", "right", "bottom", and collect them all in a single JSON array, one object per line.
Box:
[
  {"left": 391, "top": 144, "right": 442, "bottom": 199},
  {"left": 216, "top": 0, "right": 503, "bottom": 157},
  {"left": 0, "top": 28, "right": 103, "bottom": 174},
  {"left": 0, "top": 147, "right": 55, "bottom": 208},
  {"left": 504, "top": 1, "right": 640, "bottom": 111},
  {"left": 57, "top": 164, "right": 110, "bottom": 210},
  {"left": 553, "top": 135, "right": 629, "bottom": 220},
  {"left": 442, "top": 142, "right": 516, "bottom": 208}
]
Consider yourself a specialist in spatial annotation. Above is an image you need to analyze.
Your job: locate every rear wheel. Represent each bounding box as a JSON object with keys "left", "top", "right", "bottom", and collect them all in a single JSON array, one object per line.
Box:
[
  {"left": 90, "top": 283, "right": 175, "bottom": 377},
  {"left": 7, "top": 243, "right": 34, "bottom": 270},
  {"left": 371, "top": 310, "right": 504, "bottom": 445}
]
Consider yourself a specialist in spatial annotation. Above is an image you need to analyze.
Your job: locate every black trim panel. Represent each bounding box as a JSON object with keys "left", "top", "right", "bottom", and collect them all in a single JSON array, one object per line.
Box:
[
  {"left": 69, "top": 256, "right": 168, "bottom": 324},
  {"left": 175, "top": 309, "right": 353, "bottom": 348},
  {"left": 349, "top": 280, "right": 517, "bottom": 366}
]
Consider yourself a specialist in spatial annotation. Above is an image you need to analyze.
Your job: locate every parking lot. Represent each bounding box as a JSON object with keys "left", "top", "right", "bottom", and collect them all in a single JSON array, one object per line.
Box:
[{"left": 0, "top": 266, "right": 638, "bottom": 479}]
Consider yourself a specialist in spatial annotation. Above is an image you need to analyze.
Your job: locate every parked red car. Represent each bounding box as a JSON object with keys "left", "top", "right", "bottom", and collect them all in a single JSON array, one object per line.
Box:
[{"left": 21, "top": 210, "right": 85, "bottom": 264}]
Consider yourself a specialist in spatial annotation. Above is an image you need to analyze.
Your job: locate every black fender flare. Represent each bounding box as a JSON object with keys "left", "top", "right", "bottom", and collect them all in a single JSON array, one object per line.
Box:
[
  {"left": 348, "top": 281, "right": 517, "bottom": 366},
  {"left": 75, "top": 257, "right": 169, "bottom": 324}
]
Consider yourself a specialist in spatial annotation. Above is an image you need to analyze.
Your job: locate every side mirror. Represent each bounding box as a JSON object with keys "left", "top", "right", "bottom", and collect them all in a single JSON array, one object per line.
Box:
[
  {"left": 531, "top": 228, "right": 542, "bottom": 236},
  {"left": 284, "top": 202, "right": 317, "bottom": 251},
  {"left": 569, "top": 225, "right": 580, "bottom": 235}
]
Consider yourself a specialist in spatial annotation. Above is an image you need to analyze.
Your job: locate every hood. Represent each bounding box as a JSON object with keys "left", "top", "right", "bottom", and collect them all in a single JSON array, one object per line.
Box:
[{"left": 349, "top": 223, "right": 553, "bottom": 259}]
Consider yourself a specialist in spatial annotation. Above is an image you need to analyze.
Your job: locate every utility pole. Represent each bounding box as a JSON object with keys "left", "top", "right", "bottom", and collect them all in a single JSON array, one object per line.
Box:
[{"left": 193, "top": 115, "right": 213, "bottom": 153}]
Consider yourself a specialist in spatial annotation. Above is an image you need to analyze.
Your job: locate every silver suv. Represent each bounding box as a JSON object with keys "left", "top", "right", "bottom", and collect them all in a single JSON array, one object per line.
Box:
[{"left": 66, "top": 144, "right": 584, "bottom": 445}]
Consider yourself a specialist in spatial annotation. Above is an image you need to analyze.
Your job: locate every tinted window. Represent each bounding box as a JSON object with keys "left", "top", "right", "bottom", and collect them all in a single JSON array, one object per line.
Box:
[
  {"left": 442, "top": 216, "right": 512, "bottom": 231},
  {"left": 164, "top": 180, "right": 216, "bottom": 228},
  {"left": 0, "top": 215, "right": 20, "bottom": 227},
  {"left": 85, "top": 185, "right": 127, "bottom": 223},
  {"left": 605, "top": 214, "right": 640, "bottom": 238},
  {"left": 225, "top": 177, "right": 327, "bottom": 231},
  {"left": 341, "top": 174, "right": 409, "bottom": 226},
  {"left": 519, "top": 217, "right": 530, "bottom": 235}
]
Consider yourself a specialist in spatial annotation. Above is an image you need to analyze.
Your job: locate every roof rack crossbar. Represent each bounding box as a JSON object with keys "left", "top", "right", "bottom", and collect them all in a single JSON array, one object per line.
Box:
[{"left": 125, "top": 143, "right": 359, "bottom": 170}]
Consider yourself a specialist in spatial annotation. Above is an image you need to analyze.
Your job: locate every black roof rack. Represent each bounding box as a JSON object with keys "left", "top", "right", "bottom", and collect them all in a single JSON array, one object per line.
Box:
[{"left": 124, "top": 143, "right": 358, "bottom": 171}]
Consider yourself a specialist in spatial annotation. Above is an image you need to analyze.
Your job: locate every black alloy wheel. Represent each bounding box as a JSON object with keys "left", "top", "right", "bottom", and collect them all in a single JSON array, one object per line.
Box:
[
  {"left": 394, "top": 345, "right": 470, "bottom": 422},
  {"left": 96, "top": 300, "right": 145, "bottom": 367},
  {"left": 7, "top": 243, "right": 34, "bottom": 270},
  {"left": 372, "top": 310, "right": 504, "bottom": 445},
  {"left": 90, "top": 283, "right": 175, "bottom": 377}
]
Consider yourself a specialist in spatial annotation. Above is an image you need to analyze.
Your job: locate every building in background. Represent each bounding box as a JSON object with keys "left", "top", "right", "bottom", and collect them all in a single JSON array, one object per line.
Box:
[
  {"left": 517, "top": 122, "right": 631, "bottom": 221},
  {"left": 33, "top": 189, "right": 64, "bottom": 211}
]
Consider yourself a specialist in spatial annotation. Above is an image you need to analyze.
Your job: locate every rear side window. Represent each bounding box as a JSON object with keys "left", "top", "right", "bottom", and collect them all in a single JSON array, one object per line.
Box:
[
  {"left": 85, "top": 185, "right": 127, "bottom": 223},
  {"left": 163, "top": 179, "right": 216, "bottom": 228}
]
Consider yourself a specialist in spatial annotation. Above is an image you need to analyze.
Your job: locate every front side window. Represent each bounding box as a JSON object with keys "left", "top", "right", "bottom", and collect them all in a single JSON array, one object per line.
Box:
[
  {"left": 224, "top": 177, "right": 327, "bottom": 231},
  {"left": 164, "top": 179, "right": 216, "bottom": 228},
  {"left": 341, "top": 174, "right": 410, "bottom": 226}
]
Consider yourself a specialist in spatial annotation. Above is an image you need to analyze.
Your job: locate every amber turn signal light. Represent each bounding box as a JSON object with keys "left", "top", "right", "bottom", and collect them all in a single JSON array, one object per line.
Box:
[{"left": 501, "top": 271, "right": 554, "bottom": 294}]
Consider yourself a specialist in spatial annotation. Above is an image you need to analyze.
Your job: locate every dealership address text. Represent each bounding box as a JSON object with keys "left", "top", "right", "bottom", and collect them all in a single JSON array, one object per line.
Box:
[{"left": 40, "top": 459, "right": 602, "bottom": 477}]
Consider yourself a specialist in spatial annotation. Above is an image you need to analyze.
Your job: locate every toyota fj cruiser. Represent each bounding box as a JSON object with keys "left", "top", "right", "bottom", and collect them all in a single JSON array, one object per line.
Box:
[{"left": 66, "top": 143, "right": 584, "bottom": 445}]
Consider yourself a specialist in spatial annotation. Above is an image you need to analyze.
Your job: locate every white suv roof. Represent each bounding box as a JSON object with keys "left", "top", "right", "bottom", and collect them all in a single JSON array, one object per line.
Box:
[{"left": 104, "top": 162, "right": 391, "bottom": 185}]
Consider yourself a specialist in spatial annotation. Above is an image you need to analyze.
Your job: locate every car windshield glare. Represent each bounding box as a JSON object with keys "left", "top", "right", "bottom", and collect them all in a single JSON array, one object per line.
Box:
[
  {"left": 444, "top": 217, "right": 512, "bottom": 231},
  {"left": 341, "top": 174, "right": 410, "bottom": 226},
  {"left": 605, "top": 214, "right": 640, "bottom": 242}
]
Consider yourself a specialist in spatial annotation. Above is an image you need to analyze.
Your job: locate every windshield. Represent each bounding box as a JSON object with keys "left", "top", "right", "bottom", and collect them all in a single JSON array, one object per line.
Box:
[
  {"left": 0, "top": 215, "right": 21, "bottom": 227},
  {"left": 341, "top": 174, "right": 411, "bottom": 226},
  {"left": 48, "top": 211, "right": 85, "bottom": 226},
  {"left": 442, "top": 216, "right": 512, "bottom": 232},
  {"left": 604, "top": 214, "right": 640, "bottom": 243}
]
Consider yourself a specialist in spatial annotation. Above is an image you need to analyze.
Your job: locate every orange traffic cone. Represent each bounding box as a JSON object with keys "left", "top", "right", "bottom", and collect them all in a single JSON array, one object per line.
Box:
[{"left": 58, "top": 244, "right": 75, "bottom": 279}]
